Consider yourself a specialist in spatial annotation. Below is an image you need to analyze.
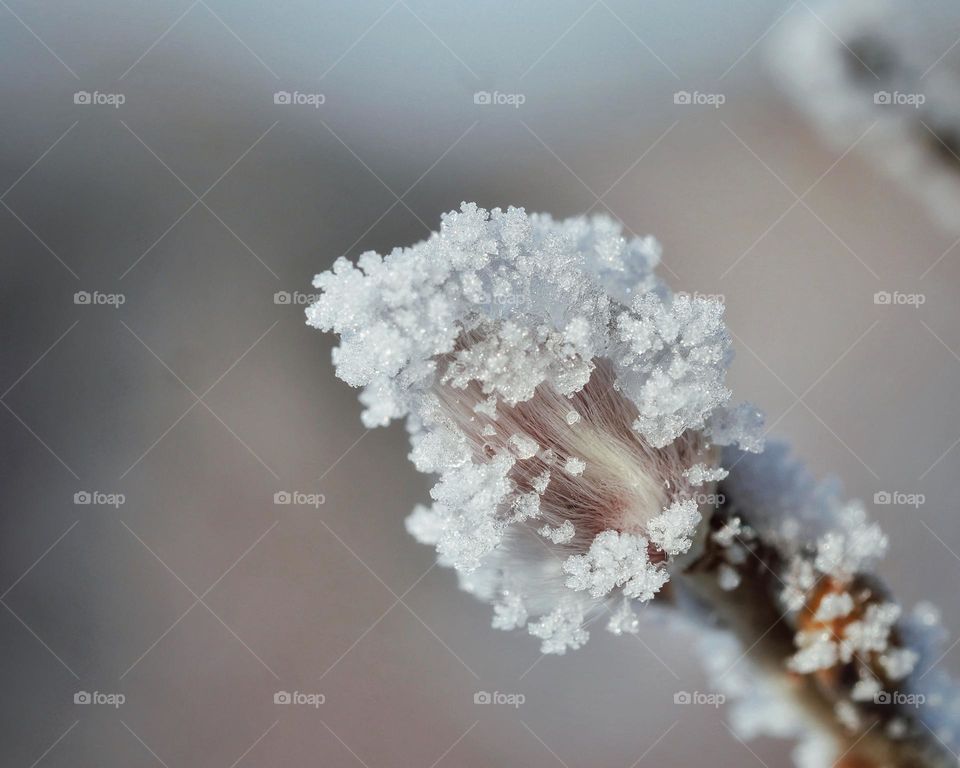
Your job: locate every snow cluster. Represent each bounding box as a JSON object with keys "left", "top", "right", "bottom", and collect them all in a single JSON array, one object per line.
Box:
[
  {"left": 725, "top": 443, "right": 960, "bottom": 753},
  {"left": 310, "top": 203, "right": 761, "bottom": 653}
]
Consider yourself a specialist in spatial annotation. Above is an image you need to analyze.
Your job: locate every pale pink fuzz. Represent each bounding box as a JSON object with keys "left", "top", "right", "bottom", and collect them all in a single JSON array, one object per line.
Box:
[{"left": 432, "top": 359, "right": 716, "bottom": 553}]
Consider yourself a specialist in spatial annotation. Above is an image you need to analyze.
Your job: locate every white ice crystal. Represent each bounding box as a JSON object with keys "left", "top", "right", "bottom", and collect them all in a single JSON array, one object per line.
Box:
[
  {"left": 310, "top": 203, "right": 762, "bottom": 653},
  {"left": 646, "top": 499, "right": 701, "bottom": 557},
  {"left": 562, "top": 530, "right": 668, "bottom": 600},
  {"left": 527, "top": 597, "right": 589, "bottom": 654},
  {"left": 538, "top": 520, "right": 575, "bottom": 544},
  {"left": 492, "top": 591, "right": 528, "bottom": 631},
  {"left": 840, "top": 602, "right": 900, "bottom": 662},
  {"left": 508, "top": 433, "right": 539, "bottom": 460},
  {"left": 606, "top": 600, "right": 640, "bottom": 635},
  {"left": 814, "top": 592, "right": 854, "bottom": 622},
  {"left": 683, "top": 462, "right": 729, "bottom": 486},
  {"left": 717, "top": 563, "right": 741, "bottom": 591},
  {"left": 813, "top": 503, "right": 888, "bottom": 578}
]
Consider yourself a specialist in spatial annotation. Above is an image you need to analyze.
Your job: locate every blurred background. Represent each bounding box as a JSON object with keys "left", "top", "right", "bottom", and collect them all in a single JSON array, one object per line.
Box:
[{"left": 2, "top": 1, "right": 960, "bottom": 766}]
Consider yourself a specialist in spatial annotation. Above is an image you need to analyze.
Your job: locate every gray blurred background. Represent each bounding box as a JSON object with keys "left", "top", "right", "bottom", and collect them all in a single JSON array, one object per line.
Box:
[{"left": 2, "top": 1, "right": 960, "bottom": 766}]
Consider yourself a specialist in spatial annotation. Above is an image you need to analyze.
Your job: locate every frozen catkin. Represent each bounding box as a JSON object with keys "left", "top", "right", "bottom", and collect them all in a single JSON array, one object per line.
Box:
[{"left": 309, "top": 204, "right": 958, "bottom": 767}]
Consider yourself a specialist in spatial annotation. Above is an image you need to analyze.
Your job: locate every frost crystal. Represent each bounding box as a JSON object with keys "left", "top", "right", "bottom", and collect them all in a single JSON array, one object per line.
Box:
[
  {"left": 311, "top": 203, "right": 761, "bottom": 653},
  {"left": 527, "top": 597, "right": 589, "bottom": 654},
  {"left": 492, "top": 591, "right": 528, "bottom": 631},
  {"left": 717, "top": 563, "right": 741, "bottom": 591},
  {"left": 814, "top": 592, "right": 854, "bottom": 622},
  {"left": 538, "top": 520, "right": 575, "bottom": 544},
  {"left": 508, "top": 433, "right": 539, "bottom": 460},
  {"left": 683, "top": 462, "right": 729, "bottom": 486},
  {"left": 647, "top": 499, "right": 701, "bottom": 557},
  {"left": 606, "top": 600, "right": 640, "bottom": 635}
]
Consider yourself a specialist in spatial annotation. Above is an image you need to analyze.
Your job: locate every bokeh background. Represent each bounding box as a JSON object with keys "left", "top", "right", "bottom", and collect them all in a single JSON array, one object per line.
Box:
[{"left": 3, "top": 1, "right": 960, "bottom": 766}]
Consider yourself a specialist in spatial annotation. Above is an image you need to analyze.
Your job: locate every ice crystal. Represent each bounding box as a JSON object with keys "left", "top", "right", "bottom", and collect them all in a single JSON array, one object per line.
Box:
[
  {"left": 606, "top": 600, "right": 640, "bottom": 635},
  {"left": 878, "top": 648, "right": 918, "bottom": 681},
  {"left": 310, "top": 203, "right": 761, "bottom": 653},
  {"left": 527, "top": 597, "right": 589, "bottom": 654},
  {"left": 683, "top": 462, "right": 729, "bottom": 486},
  {"left": 647, "top": 499, "right": 701, "bottom": 557},
  {"left": 814, "top": 592, "right": 854, "bottom": 622},
  {"left": 492, "top": 591, "right": 528, "bottom": 631},
  {"left": 563, "top": 530, "right": 663, "bottom": 600},
  {"left": 712, "top": 516, "right": 743, "bottom": 548},
  {"left": 717, "top": 563, "right": 741, "bottom": 591},
  {"left": 840, "top": 602, "right": 900, "bottom": 662},
  {"left": 538, "top": 520, "right": 575, "bottom": 544}
]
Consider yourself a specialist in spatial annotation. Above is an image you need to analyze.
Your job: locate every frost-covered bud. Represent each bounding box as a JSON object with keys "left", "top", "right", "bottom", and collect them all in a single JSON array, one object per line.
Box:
[{"left": 309, "top": 203, "right": 763, "bottom": 653}]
